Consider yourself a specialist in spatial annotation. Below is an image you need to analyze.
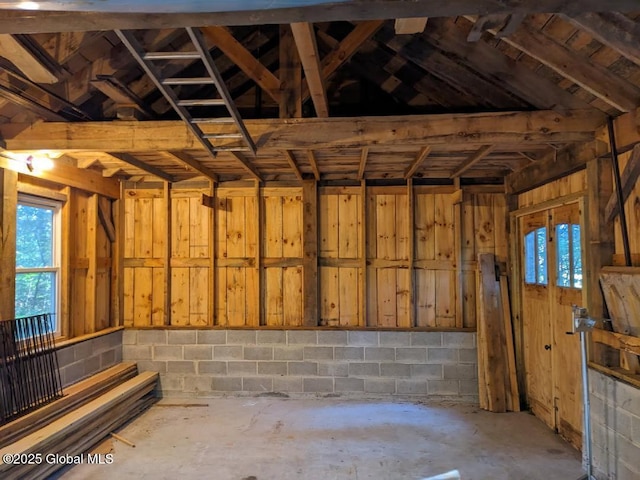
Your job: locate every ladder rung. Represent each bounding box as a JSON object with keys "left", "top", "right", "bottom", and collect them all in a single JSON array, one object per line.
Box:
[
  {"left": 210, "top": 146, "right": 252, "bottom": 152},
  {"left": 144, "top": 51, "right": 201, "bottom": 60},
  {"left": 190, "top": 118, "right": 236, "bottom": 124},
  {"left": 203, "top": 133, "right": 244, "bottom": 139},
  {"left": 177, "top": 99, "right": 227, "bottom": 107},
  {"left": 163, "top": 77, "right": 216, "bottom": 85}
]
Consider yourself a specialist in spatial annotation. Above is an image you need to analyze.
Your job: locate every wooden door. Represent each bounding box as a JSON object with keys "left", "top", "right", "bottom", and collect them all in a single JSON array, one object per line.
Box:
[
  {"left": 521, "top": 211, "right": 554, "bottom": 429},
  {"left": 548, "top": 204, "right": 583, "bottom": 448},
  {"left": 520, "top": 203, "right": 584, "bottom": 449}
]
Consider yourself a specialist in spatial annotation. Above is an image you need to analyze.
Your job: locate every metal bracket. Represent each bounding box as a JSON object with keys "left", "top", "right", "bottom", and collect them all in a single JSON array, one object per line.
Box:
[{"left": 571, "top": 305, "right": 597, "bottom": 334}]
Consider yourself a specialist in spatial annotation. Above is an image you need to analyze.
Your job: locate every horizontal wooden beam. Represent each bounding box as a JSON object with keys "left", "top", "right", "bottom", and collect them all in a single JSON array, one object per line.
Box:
[
  {"left": 0, "top": 110, "right": 605, "bottom": 153},
  {"left": 506, "top": 140, "right": 609, "bottom": 194},
  {"left": 2, "top": 1, "right": 640, "bottom": 34},
  {"left": 0, "top": 153, "right": 120, "bottom": 199}
]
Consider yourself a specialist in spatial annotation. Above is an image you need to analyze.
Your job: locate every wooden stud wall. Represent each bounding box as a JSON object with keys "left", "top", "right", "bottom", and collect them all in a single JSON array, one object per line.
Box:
[{"left": 121, "top": 184, "right": 509, "bottom": 329}]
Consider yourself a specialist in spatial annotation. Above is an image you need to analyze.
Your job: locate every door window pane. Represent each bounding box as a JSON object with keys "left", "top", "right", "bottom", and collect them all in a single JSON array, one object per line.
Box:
[
  {"left": 536, "top": 228, "right": 548, "bottom": 285},
  {"left": 572, "top": 224, "right": 582, "bottom": 288},
  {"left": 556, "top": 224, "right": 570, "bottom": 287},
  {"left": 524, "top": 227, "right": 548, "bottom": 286}
]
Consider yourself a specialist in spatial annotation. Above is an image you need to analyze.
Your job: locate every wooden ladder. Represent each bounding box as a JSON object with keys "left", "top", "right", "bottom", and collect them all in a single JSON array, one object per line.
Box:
[{"left": 115, "top": 27, "right": 256, "bottom": 157}]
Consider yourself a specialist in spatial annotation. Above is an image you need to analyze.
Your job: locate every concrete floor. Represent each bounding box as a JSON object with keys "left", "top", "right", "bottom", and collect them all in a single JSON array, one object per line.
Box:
[{"left": 59, "top": 398, "right": 583, "bottom": 480}]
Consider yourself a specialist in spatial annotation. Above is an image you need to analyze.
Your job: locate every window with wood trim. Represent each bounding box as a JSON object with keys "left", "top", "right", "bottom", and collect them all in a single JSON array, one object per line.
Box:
[
  {"left": 556, "top": 223, "right": 582, "bottom": 289},
  {"left": 15, "top": 194, "right": 61, "bottom": 333},
  {"left": 524, "top": 227, "right": 548, "bottom": 286}
]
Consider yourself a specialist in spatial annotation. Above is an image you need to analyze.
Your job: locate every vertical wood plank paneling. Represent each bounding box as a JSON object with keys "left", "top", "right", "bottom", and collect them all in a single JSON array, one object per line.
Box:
[
  {"left": 321, "top": 266, "right": 339, "bottom": 325},
  {"left": 0, "top": 169, "right": 17, "bottom": 321},
  {"left": 377, "top": 195, "right": 396, "bottom": 260},
  {"left": 189, "top": 267, "right": 208, "bottom": 325},
  {"left": 415, "top": 269, "right": 436, "bottom": 327},
  {"left": 339, "top": 193, "right": 358, "bottom": 259},
  {"left": 85, "top": 194, "right": 98, "bottom": 334},
  {"left": 171, "top": 267, "right": 189, "bottom": 325},
  {"left": 227, "top": 267, "right": 246, "bottom": 326},
  {"left": 133, "top": 267, "right": 152, "bottom": 327},
  {"left": 283, "top": 266, "right": 303, "bottom": 326},
  {"left": 123, "top": 267, "right": 134, "bottom": 327},
  {"left": 339, "top": 267, "right": 359, "bottom": 326},
  {"left": 377, "top": 268, "right": 397, "bottom": 326},
  {"left": 265, "top": 267, "right": 283, "bottom": 325},
  {"left": 172, "top": 197, "right": 190, "bottom": 258},
  {"left": 283, "top": 195, "right": 302, "bottom": 258},
  {"left": 320, "top": 194, "right": 338, "bottom": 257},
  {"left": 415, "top": 194, "right": 435, "bottom": 260},
  {"left": 152, "top": 267, "right": 165, "bottom": 326},
  {"left": 264, "top": 196, "right": 282, "bottom": 258}
]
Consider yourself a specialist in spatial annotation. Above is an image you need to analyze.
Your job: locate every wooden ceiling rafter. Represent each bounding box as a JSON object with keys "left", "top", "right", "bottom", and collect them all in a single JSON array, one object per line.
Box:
[
  {"left": 463, "top": 15, "right": 640, "bottom": 112},
  {"left": 450, "top": 145, "right": 495, "bottom": 178},
  {"left": 300, "top": 19, "right": 385, "bottom": 104},
  {"left": 0, "top": 34, "right": 59, "bottom": 84},
  {"left": 564, "top": 12, "right": 640, "bottom": 68},
  {"left": 90, "top": 74, "right": 154, "bottom": 119},
  {"left": 201, "top": 26, "right": 282, "bottom": 103},
  {"left": 164, "top": 150, "right": 219, "bottom": 183},
  {"left": 291, "top": 22, "right": 329, "bottom": 117},
  {"left": 307, "top": 150, "right": 321, "bottom": 180},
  {"left": 106, "top": 152, "right": 175, "bottom": 182},
  {"left": 228, "top": 151, "right": 263, "bottom": 181},
  {"left": 404, "top": 146, "right": 432, "bottom": 179},
  {"left": 357, "top": 147, "right": 369, "bottom": 180},
  {"left": 284, "top": 150, "right": 304, "bottom": 181}
]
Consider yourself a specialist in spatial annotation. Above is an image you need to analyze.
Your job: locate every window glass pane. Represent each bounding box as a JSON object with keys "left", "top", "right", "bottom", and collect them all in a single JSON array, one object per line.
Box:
[
  {"left": 536, "top": 228, "right": 548, "bottom": 285},
  {"left": 15, "top": 272, "right": 56, "bottom": 327},
  {"left": 572, "top": 224, "right": 582, "bottom": 288},
  {"left": 524, "top": 231, "right": 536, "bottom": 284},
  {"left": 16, "top": 204, "right": 53, "bottom": 268},
  {"left": 556, "top": 224, "right": 570, "bottom": 287}
]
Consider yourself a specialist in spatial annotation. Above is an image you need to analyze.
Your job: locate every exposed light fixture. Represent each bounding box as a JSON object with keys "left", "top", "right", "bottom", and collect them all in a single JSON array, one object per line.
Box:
[
  {"left": 17, "top": 1, "right": 40, "bottom": 10},
  {"left": 0, "top": 151, "right": 55, "bottom": 173}
]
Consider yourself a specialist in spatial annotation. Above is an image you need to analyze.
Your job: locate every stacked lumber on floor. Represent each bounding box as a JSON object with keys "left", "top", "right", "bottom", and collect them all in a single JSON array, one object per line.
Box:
[
  {"left": 476, "top": 253, "right": 520, "bottom": 413},
  {"left": 0, "top": 364, "right": 157, "bottom": 479}
]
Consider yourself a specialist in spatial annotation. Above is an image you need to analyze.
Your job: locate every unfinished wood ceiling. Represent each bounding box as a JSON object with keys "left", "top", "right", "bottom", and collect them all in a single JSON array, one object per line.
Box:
[{"left": 0, "top": 2, "right": 639, "bottom": 184}]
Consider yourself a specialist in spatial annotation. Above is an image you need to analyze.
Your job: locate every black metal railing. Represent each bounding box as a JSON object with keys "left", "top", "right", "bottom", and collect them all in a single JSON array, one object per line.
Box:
[{"left": 0, "top": 313, "right": 63, "bottom": 426}]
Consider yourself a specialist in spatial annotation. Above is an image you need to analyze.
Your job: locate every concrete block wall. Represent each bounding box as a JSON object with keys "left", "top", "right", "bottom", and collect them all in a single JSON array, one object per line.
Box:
[
  {"left": 589, "top": 369, "right": 640, "bottom": 480},
  {"left": 123, "top": 329, "right": 478, "bottom": 400},
  {"left": 55, "top": 330, "right": 123, "bottom": 388}
]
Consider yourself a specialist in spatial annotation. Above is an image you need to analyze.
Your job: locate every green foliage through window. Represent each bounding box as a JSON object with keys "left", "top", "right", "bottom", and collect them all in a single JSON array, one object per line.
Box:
[
  {"left": 524, "top": 227, "right": 548, "bottom": 286},
  {"left": 556, "top": 223, "right": 582, "bottom": 289},
  {"left": 15, "top": 197, "right": 60, "bottom": 331}
]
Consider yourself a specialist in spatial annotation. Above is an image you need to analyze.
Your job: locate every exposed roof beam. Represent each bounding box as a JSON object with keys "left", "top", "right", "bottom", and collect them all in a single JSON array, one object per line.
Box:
[
  {"left": 165, "top": 150, "right": 219, "bottom": 183},
  {"left": 0, "top": 83, "right": 66, "bottom": 121},
  {"left": 404, "top": 146, "right": 432, "bottom": 179},
  {"left": 394, "top": 18, "right": 428, "bottom": 34},
  {"left": 228, "top": 151, "right": 262, "bottom": 181},
  {"left": 506, "top": 140, "right": 609, "bottom": 194},
  {"left": 302, "top": 20, "right": 384, "bottom": 104},
  {"left": 605, "top": 144, "right": 640, "bottom": 222},
  {"left": 307, "top": 150, "right": 321, "bottom": 180},
  {"left": 90, "top": 75, "right": 154, "bottom": 118},
  {"left": 450, "top": 145, "right": 495, "bottom": 178},
  {"left": 464, "top": 15, "right": 640, "bottom": 112},
  {"left": 290, "top": 22, "right": 329, "bottom": 117},
  {"left": 0, "top": 150, "right": 120, "bottom": 199},
  {"left": 423, "top": 18, "right": 591, "bottom": 113},
  {"left": 3, "top": 1, "right": 640, "bottom": 34},
  {"left": 0, "top": 34, "right": 59, "bottom": 83},
  {"left": 279, "top": 25, "right": 302, "bottom": 119},
  {"left": 0, "top": 110, "right": 605, "bottom": 152},
  {"left": 284, "top": 150, "right": 304, "bottom": 181},
  {"left": 102, "top": 167, "right": 126, "bottom": 178},
  {"left": 201, "top": 26, "right": 281, "bottom": 103},
  {"left": 564, "top": 12, "right": 640, "bottom": 68},
  {"left": 466, "top": 13, "right": 524, "bottom": 41},
  {"left": 357, "top": 147, "right": 368, "bottom": 180},
  {"left": 106, "top": 152, "right": 175, "bottom": 182}
]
